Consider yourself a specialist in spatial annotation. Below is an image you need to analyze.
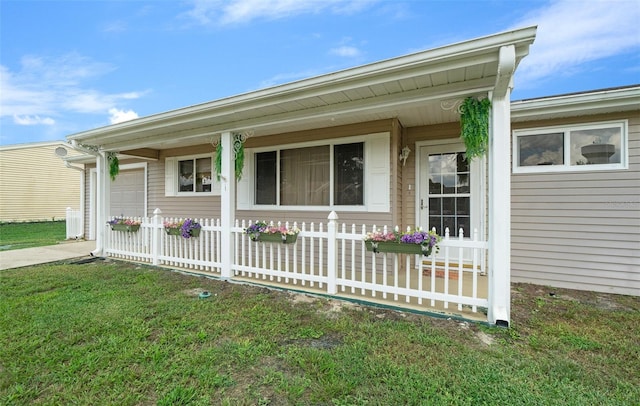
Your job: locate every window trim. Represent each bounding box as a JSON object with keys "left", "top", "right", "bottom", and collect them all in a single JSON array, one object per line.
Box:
[
  {"left": 166, "top": 153, "right": 220, "bottom": 197},
  {"left": 242, "top": 133, "right": 387, "bottom": 212},
  {"left": 512, "top": 120, "right": 628, "bottom": 174}
]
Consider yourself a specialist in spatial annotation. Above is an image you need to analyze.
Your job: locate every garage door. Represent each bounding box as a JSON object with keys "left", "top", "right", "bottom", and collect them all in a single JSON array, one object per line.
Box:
[{"left": 110, "top": 169, "right": 145, "bottom": 217}]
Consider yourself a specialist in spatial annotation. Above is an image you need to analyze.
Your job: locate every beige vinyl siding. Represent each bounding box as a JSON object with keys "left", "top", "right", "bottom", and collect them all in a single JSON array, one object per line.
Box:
[
  {"left": 148, "top": 153, "right": 221, "bottom": 219},
  {"left": 0, "top": 142, "right": 81, "bottom": 222},
  {"left": 145, "top": 120, "right": 401, "bottom": 228},
  {"left": 511, "top": 112, "right": 640, "bottom": 296}
]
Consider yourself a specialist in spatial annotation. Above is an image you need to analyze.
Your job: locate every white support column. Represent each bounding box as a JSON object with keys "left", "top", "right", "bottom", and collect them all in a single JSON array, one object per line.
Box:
[
  {"left": 92, "top": 151, "right": 110, "bottom": 257},
  {"left": 220, "top": 132, "right": 236, "bottom": 279},
  {"left": 488, "top": 45, "right": 515, "bottom": 327}
]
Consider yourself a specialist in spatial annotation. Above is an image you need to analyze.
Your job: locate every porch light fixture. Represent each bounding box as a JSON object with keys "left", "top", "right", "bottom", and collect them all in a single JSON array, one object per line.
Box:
[{"left": 399, "top": 145, "right": 411, "bottom": 166}]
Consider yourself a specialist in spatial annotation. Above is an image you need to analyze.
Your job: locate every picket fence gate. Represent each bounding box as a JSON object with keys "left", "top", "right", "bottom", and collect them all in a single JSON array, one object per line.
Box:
[
  {"left": 65, "top": 207, "right": 83, "bottom": 240},
  {"left": 106, "top": 210, "right": 489, "bottom": 316}
]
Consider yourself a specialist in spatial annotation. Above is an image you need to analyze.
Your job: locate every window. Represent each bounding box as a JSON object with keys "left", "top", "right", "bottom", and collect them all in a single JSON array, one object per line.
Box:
[
  {"left": 334, "top": 143, "right": 364, "bottom": 206},
  {"left": 179, "top": 157, "right": 212, "bottom": 193},
  {"left": 254, "top": 142, "right": 364, "bottom": 207},
  {"left": 165, "top": 154, "right": 218, "bottom": 196},
  {"left": 255, "top": 151, "right": 276, "bottom": 204},
  {"left": 428, "top": 152, "right": 470, "bottom": 237},
  {"left": 513, "top": 121, "right": 627, "bottom": 173},
  {"left": 280, "top": 145, "right": 330, "bottom": 205}
]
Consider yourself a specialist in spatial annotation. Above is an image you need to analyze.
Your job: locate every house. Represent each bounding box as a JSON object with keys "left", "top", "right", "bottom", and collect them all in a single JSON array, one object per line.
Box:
[
  {"left": 0, "top": 141, "right": 82, "bottom": 223},
  {"left": 63, "top": 26, "right": 640, "bottom": 324}
]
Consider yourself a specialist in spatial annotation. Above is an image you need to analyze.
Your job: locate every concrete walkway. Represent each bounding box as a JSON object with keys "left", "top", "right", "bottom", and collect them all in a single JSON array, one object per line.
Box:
[{"left": 0, "top": 240, "right": 96, "bottom": 270}]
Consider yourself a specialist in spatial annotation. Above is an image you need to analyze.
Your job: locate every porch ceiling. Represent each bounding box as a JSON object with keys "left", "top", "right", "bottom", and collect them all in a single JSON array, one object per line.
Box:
[{"left": 67, "top": 27, "right": 536, "bottom": 152}]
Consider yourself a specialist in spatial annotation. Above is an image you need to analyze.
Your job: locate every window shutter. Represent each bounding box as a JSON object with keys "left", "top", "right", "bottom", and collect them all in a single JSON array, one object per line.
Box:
[
  {"left": 164, "top": 157, "right": 176, "bottom": 196},
  {"left": 237, "top": 149, "right": 252, "bottom": 210},
  {"left": 365, "top": 133, "right": 390, "bottom": 212}
]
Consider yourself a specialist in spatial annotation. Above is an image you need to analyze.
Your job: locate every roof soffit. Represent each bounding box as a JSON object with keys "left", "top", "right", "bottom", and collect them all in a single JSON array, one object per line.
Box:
[{"left": 68, "top": 26, "right": 537, "bottom": 150}]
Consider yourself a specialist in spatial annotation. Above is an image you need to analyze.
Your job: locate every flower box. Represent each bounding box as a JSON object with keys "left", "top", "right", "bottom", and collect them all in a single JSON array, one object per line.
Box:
[
  {"left": 251, "top": 232, "right": 298, "bottom": 244},
  {"left": 365, "top": 241, "right": 433, "bottom": 256},
  {"left": 110, "top": 224, "right": 140, "bottom": 232},
  {"left": 165, "top": 227, "right": 201, "bottom": 237}
]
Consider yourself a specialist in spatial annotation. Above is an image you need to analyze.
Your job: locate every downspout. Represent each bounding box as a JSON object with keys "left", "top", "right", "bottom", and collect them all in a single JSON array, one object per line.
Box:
[{"left": 488, "top": 45, "right": 516, "bottom": 327}]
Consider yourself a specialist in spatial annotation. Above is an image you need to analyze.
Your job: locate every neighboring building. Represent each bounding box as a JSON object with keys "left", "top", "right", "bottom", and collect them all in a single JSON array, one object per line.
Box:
[
  {"left": 62, "top": 26, "right": 639, "bottom": 325},
  {"left": 0, "top": 141, "right": 83, "bottom": 222}
]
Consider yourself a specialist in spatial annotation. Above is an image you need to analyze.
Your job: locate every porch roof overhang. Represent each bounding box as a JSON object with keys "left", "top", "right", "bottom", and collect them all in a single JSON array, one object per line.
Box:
[{"left": 66, "top": 26, "right": 536, "bottom": 153}]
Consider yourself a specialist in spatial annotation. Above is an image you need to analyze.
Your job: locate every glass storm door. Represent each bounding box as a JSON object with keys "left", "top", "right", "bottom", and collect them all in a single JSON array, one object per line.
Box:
[{"left": 419, "top": 143, "right": 484, "bottom": 260}]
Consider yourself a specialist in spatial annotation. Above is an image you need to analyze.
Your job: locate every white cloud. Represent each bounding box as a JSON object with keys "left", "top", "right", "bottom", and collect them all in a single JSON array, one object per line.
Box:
[
  {"left": 13, "top": 115, "right": 55, "bottom": 126},
  {"left": 0, "top": 53, "right": 146, "bottom": 125},
  {"left": 330, "top": 46, "right": 361, "bottom": 57},
  {"left": 513, "top": 0, "right": 640, "bottom": 84},
  {"left": 184, "top": 0, "right": 377, "bottom": 25},
  {"left": 258, "top": 68, "right": 326, "bottom": 88},
  {"left": 109, "top": 108, "right": 139, "bottom": 124},
  {"left": 103, "top": 20, "right": 127, "bottom": 33}
]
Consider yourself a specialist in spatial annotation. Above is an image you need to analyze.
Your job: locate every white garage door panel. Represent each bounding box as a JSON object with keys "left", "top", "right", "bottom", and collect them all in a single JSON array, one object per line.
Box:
[{"left": 110, "top": 169, "right": 145, "bottom": 217}]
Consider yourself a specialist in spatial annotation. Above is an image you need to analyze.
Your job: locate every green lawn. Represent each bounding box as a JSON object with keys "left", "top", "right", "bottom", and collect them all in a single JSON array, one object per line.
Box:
[
  {"left": 1, "top": 260, "right": 639, "bottom": 405},
  {"left": 0, "top": 221, "right": 66, "bottom": 251}
]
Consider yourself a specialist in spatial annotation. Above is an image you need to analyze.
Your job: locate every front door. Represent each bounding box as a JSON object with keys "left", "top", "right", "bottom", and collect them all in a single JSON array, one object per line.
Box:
[{"left": 418, "top": 141, "right": 484, "bottom": 257}]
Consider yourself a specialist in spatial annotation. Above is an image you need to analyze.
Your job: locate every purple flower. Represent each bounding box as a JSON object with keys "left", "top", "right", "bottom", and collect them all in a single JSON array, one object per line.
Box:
[
  {"left": 179, "top": 218, "right": 201, "bottom": 239},
  {"left": 400, "top": 231, "right": 428, "bottom": 245}
]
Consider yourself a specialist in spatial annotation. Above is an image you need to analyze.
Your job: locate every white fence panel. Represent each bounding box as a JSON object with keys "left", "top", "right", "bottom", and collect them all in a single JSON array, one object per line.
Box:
[
  {"left": 65, "top": 207, "right": 82, "bottom": 240},
  {"left": 104, "top": 211, "right": 489, "bottom": 317},
  {"left": 106, "top": 216, "right": 153, "bottom": 262},
  {"left": 233, "top": 220, "right": 329, "bottom": 287},
  {"left": 158, "top": 217, "right": 221, "bottom": 274}
]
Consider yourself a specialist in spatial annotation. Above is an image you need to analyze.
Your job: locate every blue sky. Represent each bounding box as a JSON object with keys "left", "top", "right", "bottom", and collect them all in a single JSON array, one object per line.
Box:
[{"left": 1, "top": 0, "right": 639, "bottom": 146}]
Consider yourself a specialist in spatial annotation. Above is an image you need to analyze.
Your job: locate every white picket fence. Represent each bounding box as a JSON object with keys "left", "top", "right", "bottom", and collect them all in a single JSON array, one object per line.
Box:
[
  {"left": 65, "top": 207, "right": 83, "bottom": 240},
  {"left": 105, "top": 211, "right": 489, "bottom": 315}
]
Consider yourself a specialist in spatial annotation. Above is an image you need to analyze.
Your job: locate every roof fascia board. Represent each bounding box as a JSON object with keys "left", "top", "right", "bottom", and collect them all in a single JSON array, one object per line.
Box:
[
  {"left": 511, "top": 86, "right": 640, "bottom": 119},
  {"left": 0, "top": 140, "right": 68, "bottom": 151}
]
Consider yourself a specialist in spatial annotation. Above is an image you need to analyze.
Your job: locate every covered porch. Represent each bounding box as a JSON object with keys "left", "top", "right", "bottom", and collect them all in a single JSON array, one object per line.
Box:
[{"left": 66, "top": 27, "right": 537, "bottom": 325}]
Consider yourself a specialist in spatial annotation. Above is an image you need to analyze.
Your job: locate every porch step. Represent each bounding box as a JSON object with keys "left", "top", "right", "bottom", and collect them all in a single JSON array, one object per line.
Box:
[
  {"left": 421, "top": 261, "right": 479, "bottom": 280},
  {"left": 422, "top": 268, "right": 459, "bottom": 280}
]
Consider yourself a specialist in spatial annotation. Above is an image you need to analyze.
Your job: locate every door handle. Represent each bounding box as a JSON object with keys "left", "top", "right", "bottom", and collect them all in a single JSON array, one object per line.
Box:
[{"left": 420, "top": 199, "right": 424, "bottom": 210}]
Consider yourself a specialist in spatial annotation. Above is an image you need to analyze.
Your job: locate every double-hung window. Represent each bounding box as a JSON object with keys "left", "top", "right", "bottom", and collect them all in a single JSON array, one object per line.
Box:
[
  {"left": 513, "top": 121, "right": 627, "bottom": 173},
  {"left": 165, "top": 154, "right": 218, "bottom": 196}
]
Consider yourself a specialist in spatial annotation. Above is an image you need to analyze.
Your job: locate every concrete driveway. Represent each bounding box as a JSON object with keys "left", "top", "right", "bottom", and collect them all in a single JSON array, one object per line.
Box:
[{"left": 0, "top": 240, "right": 96, "bottom": 270}]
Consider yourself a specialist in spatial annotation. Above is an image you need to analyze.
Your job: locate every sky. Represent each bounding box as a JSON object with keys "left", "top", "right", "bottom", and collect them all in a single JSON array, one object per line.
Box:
[{"left": 1, "top": 0, "right": 639, "bottom": 146}]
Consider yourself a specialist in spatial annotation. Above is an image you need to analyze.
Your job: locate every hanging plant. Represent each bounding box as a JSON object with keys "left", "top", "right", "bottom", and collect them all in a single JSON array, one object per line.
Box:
[
  {"left": 106, "top": 152, "right": 119, "bottom": 181},
  {"left": 233, "top": 133, "right": 245, "bottom": 181},
  {"left": 214, "top": 133, "right": 245, "bottom": 181},
  {"left": 215, "top": 143, "right": 223, "bottom": 181},
  {"left": 460, "top": 97, "right": 491, "bottom": 160}
]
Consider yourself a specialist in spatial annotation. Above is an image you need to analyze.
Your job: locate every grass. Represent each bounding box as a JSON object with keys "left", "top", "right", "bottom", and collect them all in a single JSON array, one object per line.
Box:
[
  {"left": 0, "top": 221, "right": 66, "bottom": 251},
  {"left": 1, "top": 260, "right": 639, "bottom": 405}
]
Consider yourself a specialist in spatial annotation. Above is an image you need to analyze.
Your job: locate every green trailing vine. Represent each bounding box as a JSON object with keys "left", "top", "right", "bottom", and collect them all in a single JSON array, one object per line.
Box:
[
  {"left": 234, "top": 135, "right": 244, "bottom": 181},
  {"left": 106, "top": 152, "right": 119, "bottom": 181},
  {"left": 215, "top": 133, "right": 245, "bottom": 181},
  {"left": 215, "top": 143, "right": 223, "bottom": 181},
  {"left": 80, "top": 144, "right": 119, "bottom": 180},
  {"left": 460, "top": 97, "right": 491, "bottom": 160}
]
